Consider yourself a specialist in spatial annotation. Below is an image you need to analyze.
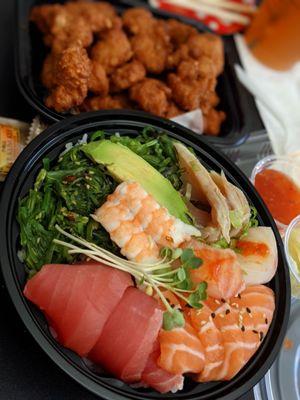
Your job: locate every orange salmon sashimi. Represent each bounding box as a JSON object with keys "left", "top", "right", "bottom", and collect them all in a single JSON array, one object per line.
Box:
[
  {"left": 157, "top": 319, "right": 205, "bottom": 375},
  {"left": 93, "top": 181, "right": 200, "bottom": 264},
  {"left": 188, "top": 285, "right": 275, "bottom": 381},
  {"left": 183, "top": 239, "right": 245, "bottom": 300}
]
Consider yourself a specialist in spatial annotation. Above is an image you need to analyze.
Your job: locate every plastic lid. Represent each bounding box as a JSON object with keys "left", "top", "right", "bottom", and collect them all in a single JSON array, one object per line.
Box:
[{"left": 254, "top": 299, "right": 300, "bottom": 400}]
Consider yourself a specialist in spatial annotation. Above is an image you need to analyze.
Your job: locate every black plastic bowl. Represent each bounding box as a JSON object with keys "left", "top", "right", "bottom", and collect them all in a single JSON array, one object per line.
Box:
[{"left": 0, "top": 110, "right": 290, "bottom": 400}]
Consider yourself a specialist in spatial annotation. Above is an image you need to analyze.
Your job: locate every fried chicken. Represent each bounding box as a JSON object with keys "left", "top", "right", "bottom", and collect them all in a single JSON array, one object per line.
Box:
[
  {"left": 88, "top": 61, "right": 109, "bottom": 95},
  {"left": 81, "top": 93, "right": 133, "bottom": 111},
  {"left": 122, "top": 8, "right": 154, "bottom": 35},
  {"left": 165, "top": 19, "right": 197, "bottom": 47},
  {"left": 43, "top": 46, "right": 92, "bottom": 112},
  {"left": 31, "top": 5, "right": 93, "bottom": 52},
  {"left": 130, "top": 78, "right": 171, "bottom": 117},
  {"left": 131, "top": 21, "right": 171, "bottom": 74},
  {"left": 165, "top": 102, "right": 183, "bottom": 119},
  {"left": 110, "top": 60, "right": 146, "bottom": 92},
  {"left": 91, "top": 29, "right": 133, "bottom": 74},
  {"left": 203, "top": 108, "right": 226, "bottom": 136},
  {"left": 168, "top": 73, "right": 211, "bottom": 111},
  {"left": 187, "top": 33, "right": 224, "bottom": 76}
]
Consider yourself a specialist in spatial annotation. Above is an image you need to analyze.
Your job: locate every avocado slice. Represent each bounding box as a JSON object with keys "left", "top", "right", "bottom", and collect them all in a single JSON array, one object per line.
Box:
[{"left": 83, "top": 140, "right": 190, "bottom": 224}]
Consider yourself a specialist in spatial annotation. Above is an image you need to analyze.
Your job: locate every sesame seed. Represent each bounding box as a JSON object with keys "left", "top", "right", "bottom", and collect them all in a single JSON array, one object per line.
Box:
[
  {"left": 221, "top": 298, "right": 226, "bottom": 303},
  {"left": 265, "top": 318, "right": 268, "bottom": 324},
  {"left": 231, "top": 303, "right": 239, "bottom": 308},
  {"left": 241, "top": 325, "right": 245, "bottom": 332},
  {"left": 201, "top": 320, "right": 206, "bottom": 326},
  {"left": 238, "top": 294, "right": 241, "bottom": 299},
  {"left": 196, "top": 310, "right": 202, "bottom": 315},
  {"left": 215, "top": 299, "right": 221, "bottom": 305},
  {"left": 211, "top": 313, "right": 216, "bottom": 319},
  {"left": 219, "top": 314, "right": 224, "bottom": 318},
  {"left": 252, "top": 330, "right": 258, "bottom": 334},
  {"left": 246, "top": 307, "right": 251, "bottom": 313},
  {"left": 225, "top": 309, "right": 230, "bottom": 315},
  {"left": 259, "top": 332, "right": 264, "bottom": 341},
  {"left": 249, "top": 313, "right": 253, "bottom": 318},
  {"left": 263, "top": 314, "right": 267, "bottom": 319}
]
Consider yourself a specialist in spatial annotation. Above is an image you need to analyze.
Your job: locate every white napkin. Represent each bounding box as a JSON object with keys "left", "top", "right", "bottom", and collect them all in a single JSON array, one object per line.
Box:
[
  {"left": 171, "top": 109, "right": 204, "bottom": 134},
  {"left": 234, "top": 35, "right": 300, "bottom": 156}
]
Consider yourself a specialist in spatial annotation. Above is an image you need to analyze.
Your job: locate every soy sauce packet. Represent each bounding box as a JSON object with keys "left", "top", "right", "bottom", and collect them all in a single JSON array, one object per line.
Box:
[{"left": 0, "top": 116, "right": 48, "bottom": 181}]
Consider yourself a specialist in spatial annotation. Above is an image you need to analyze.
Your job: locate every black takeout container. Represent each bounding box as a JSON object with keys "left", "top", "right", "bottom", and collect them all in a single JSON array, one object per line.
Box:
[
  {"left": 15, "top": 0, "right": 263, "bottom": 147},
  {"left": 0, "top": 110, "right": 290, "bottom": 400}
]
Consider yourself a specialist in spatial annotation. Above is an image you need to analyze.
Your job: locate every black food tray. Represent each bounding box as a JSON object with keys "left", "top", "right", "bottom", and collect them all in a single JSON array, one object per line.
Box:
[{"left": 15, "top": 0, "right": 263, "bottom": 147}]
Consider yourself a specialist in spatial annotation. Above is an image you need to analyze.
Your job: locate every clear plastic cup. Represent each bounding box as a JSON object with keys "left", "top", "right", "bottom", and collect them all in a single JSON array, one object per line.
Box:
[
  {"left": 284, "top": 215, "right": 300, "bottom": 299},
  {"left": 251, "top": 155, "right": 300, "bottom": 237}
]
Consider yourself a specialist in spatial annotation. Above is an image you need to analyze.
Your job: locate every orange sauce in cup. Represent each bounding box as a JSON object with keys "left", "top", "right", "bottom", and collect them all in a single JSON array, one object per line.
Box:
[{"left": 254, "top": 168, "right": 300, "bottom": 225}]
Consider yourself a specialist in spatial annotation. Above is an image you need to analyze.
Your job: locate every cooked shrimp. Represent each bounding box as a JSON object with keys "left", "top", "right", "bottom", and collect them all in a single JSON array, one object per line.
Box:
[
  {"left": 93, "top": 181, "right": 200, "bottom": 263},
  {"left": 183, "top": 239, "right": 245, "bottom": 300},
  {"left": 157, "top": 319, "right": 206, "bottom": 375},
  {"left": 210, "top": 170, "right": 250, "bottom": 237},
  {"left": 174, "top": 142, "right": 231, "bottom": 243},
  {"left": 189, "top": 285, "right": 275, "bottom": 381},
  {"left": 235, "top": 227, "right": 278, "bottom": 285}
]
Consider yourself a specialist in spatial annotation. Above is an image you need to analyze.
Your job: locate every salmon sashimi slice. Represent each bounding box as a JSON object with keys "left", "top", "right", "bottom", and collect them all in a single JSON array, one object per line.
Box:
[
  {"left": 93, "top": 181, "right": 200, "bottom": 264},
  {"left": 141, "top": 341, "right": 184, "bottom": 393},
  {"left": 183, "top": 239, "right": 245, "bottom": 300},
  {"left": 89, "top": 286, "right": 163, "bottom": 382},
  {"left": 157, "top": 319, "right": 206, "bottom": 375},
  {"left": 24, "top": 263, "right": 132, "bottom": 356},
  {"left": 188, "top": 303, "right": 225, "bottom": 381},
  {"left": 189, "top": 285, "right": 275, "bottom": 382}
]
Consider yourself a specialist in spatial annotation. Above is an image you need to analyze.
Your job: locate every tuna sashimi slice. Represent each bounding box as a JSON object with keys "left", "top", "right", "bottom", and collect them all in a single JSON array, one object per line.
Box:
[
  {"left": 89, "top": 286, "right": 163, "bottom": 382},
  {"left": 24, "top": 263, "right": 132, "bottom": 356},
  {"left": 141, "top": 341, "right": 184, "bottom": 393}
]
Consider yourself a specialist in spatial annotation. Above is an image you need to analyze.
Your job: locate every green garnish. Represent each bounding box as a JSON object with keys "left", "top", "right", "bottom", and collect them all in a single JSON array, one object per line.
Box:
[
  {"left": 240, "top": 206, "right": 259, "bottom": 239},
  {"left": 212, "top": 237, "right": 229, "bottom": 249},
  {"left": 52, "top": 226, "right": 206, "bottom": 330},
  {"left": 163, "top": 309, "right": 185, "bottom": 330},
  {"left": 229, "top": 209, "right": 244, "bottom": 229}
]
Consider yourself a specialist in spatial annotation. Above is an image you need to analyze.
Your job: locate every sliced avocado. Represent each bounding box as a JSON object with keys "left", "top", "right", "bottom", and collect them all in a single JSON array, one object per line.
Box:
[{"left": 83, "top": 140, "right": 190, "bottom": 224}]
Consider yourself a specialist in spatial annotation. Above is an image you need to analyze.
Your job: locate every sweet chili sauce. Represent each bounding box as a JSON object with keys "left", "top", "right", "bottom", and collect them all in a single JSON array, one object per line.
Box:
[
  {"left": 254, "top": 168, "right": 300, "bottom": 225},
  {"left": 235, "top": 240, "right": 269, "bottom": 257}
]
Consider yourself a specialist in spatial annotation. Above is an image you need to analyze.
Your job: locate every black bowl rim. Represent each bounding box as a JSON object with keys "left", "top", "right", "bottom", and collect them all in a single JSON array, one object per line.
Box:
[{"left": 0, "top": 110, "right": 290, "bottom": 400}]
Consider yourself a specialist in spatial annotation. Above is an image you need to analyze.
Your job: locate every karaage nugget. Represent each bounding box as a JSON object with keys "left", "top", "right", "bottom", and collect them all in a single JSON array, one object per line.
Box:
[
  {"left": 44, "top": 46, "right": 91, "bottom": 112},
  {"left": 91, "top": 29, "right": 133, "bottom": 74},
  {"left": 168, "top": 73, "right": 211, "bottom": 111},
  {"left": 165, "top": 102, "right": 183, "bottom": 118},
  {"left": 187, "top": 33, "right": 224, "bottom": 76},
  {"left": 65, "top": 1, "right": 117, "bottom": 33},
  {"left": 177, "top": 57, "right": 216, "bottom": 81},
  {"left": 166, "top": 43, "right": 189, "bottom": 69},
  {"left": 165, "top": 19, "right": 197, "bottom": 47},
  {"left": 203, "top": 108, "right": 226, "bottom": 136},
  {"left": 130, "top": 78, "right": 171, "bottom": 116},
  {"left": 122, "top": 8, "right": 154, "bottom": 35},
  {"left": 31, "top": 5, "right": 93, "bottom": 52},
  {"left": 81, "top": 93, "right": 133, "bottom": 111},
  {"left": 88, "top": 61, "right": 109, "bottom": 95},
  {"left": 131, "top": 22, "right": 171, "bottom": 74},
  {"left": 110, "top": 60, "right": 146, "bottom": 92},
  {"left": 41, "top": 52, "right": 59, "bottom": 89}
]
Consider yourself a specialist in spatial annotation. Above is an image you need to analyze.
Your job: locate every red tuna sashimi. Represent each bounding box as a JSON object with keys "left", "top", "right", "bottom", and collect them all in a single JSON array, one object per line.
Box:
[
  {"left": 141, "top": 341, "right": 184, "bottom": 393},
  {"left": 24, "top": 263, "right": 132, "bottom": 356},
  {"left": 89, "top": 286, "right": 163, "bottom": 382}
]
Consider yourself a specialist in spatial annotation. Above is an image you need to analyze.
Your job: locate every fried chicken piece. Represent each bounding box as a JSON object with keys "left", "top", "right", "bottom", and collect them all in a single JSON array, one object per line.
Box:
[
  {"left": 166, "top": 43, "right": 190, "bottom": 69},
  {"left": 165, "top": 102, "right": 183, "bottom": 118},
  {"left": 168, "top": 73, "right": 211, "bottom": 111},
  {"left": 91, "top": 29, "right": 133, "bottom": 74},
  {"left": 65, "top": 1, "right": 117, "bottom": 33},
  {"left": 130, "top": 78, "right": 171, "bottom": 117},
  {"left": 165, "top": 19, "right": 197, "bottom": 47},
  {"left": 44, "top": 46, "right": 91, "bottom": 112},
  {"left": 122, "top": 7, "right": 154, "bottom": 35},
  {"left": 81, "top": 93, "right": 133, "bottom": 111},
  {"left": 203, "top": 108, "right": 226, "bottom": 136},
  {"left": 41, "top": 52, "right": 59, "bottom": 89},
  {"left": 110, "top": 60, "right": 146, "bottom": 92},
  {"left": 177, "top": 57, "right": 216, "bottom": 81},
  {"left": 131, "top": 22, "right": 171, "bottom": 74},
  {"left": 187, "top": 33, "right": 224, "bottom": 76},
  {"left": 88, "top": 61, "right": 109, "bottom": 95},
  {"left": 30, "top": 5, "right": 93, "bottom": 52}
]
